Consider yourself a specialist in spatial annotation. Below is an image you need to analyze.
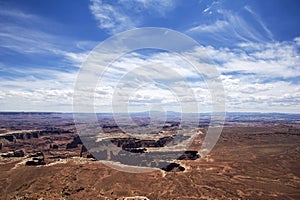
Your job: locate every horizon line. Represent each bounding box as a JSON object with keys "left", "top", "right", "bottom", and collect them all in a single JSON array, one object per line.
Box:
[{"left": 0, "top": 111, "right": 299, "bottom": 115}]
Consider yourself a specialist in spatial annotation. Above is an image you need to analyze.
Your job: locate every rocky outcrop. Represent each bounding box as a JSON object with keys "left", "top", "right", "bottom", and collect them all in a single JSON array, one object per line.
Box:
[
  {"left": 32, "top": 132, "right": 39, "bottom": 138},
  {"left": 110, "top": 136, "right": 173, "bottom": 151},
  {"left": 66, "top": 136, "right": 83, "bottom": 149},
  {"left": 162, "top": 121, "right": 180, "bottom": 131},
  {"left": 15, "top": 133, "right": 24, "bottom": 139},
  {"left": 177, "top": 151, "right": 200, "bottom": 160},
  {"left": 3, "top": 135, "right": 14, "bottom": 142},
  {"left": 124, "top": 148, "right": 147, "bottom": 153},
  {"left": 86, "top": 153, "right": 96, "bottom": 159},
  {"left": 161, "top": 163, "right": 185, "bottom": 172},
  {"left": 66, "top": 141, "right": 78, "bottom": 149},
  {"left": 80, "top": 145, "right": 87, "bottom": 157},
  {"left": 25, "top": 152, "right": 45, "bottom": 166},
  {"left": 50, "top": 144, "right": 59, "bottom": 149},
  {"left": 1, "top": 150, "right": 25, "bottom": 158},
  {"left": 102, "top": 124, "right": 123, "bottom": 133},
  {"left": 14, "top": 149, "right": 25, "bottom": 157},
  {"left": 0, "top": 128, "right": 72, "bottom": 143},
  {"left": 29, "top": 152, "right": 44, "bottom": 157}
]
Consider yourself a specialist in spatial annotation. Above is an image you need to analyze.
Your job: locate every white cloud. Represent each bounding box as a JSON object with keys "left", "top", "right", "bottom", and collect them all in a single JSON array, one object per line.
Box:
[
  {"left": 0, "top": 8, "right": 94, "bottom": 67},
  {"left": 73, "top": 37, "right": 300, "bottom": 113},
  {"left": 89, "top": 0, "right": 175, "bottom": 34},
  {"left": 205, "top": 41, "right": 300, "bottom": 78},
  {"left": 122, "top": 0, "right": 175, "bottom": 16},
  {"left": 1, "top": 5, "right": 299, "bottom": 113},
  {"left": 294, "top": 37, "right": 300, "bottom": 46},
  {"left": 63, "top": 51, "right": 89, "bottom": 67},
  {"left": 204, "top": 39, "right": 300, "bottom": 113},
  {"left": 2, "top": 37, "right": 299, "bottom": 113},
  {"left": 188, "top": 20, "right": 229, "bottom": 33},
  {"left": 0, "top": 7, "right": 96, "bottom": 111},
  {"left": 89, "top": 0, "right": 136, "bottom": 34},
  {"left": 187, "top": 5, "right": 274, "bottom": 44},
  {"left": 0, "top": 67, "right": 78, "bottom": 112},
  {"left": 244, "top": 5, "right": 274, "bottom": 41}
]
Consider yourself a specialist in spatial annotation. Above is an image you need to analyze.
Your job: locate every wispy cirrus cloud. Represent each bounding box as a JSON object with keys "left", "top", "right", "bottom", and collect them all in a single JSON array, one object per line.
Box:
[
  {"left": 118, "top": 0, "right": 175, "bottom": 16},
  {"left": 89, "top": 0, "right": 175, "bottom": 34},
  {"left": 187, "top": 2, "right": 274, "bottom": 46},
  {"left": 244, "top": 5, "right": 274, "bottom": 41},
  {"left": 0, "top": 6, "right": 92, "bottom": 67},
  {"left": 188, "top": 20, "right": 229, "bottom": 33},
  {"left": 0, "top": 6, "right": 92, "bottom": 111}
]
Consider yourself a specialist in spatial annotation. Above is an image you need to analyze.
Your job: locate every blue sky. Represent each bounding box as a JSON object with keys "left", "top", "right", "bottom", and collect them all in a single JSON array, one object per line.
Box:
[{"left": 0, "top": 0, "right": 299, "bottom": 113}]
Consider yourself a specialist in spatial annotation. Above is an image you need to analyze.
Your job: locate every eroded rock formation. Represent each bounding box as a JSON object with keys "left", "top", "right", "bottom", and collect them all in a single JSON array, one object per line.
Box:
[
  {"left": 25, "top": 152, "right": 45, "bottom": 166},
  {"left": 161, "top": 163, "right": 185, "bottom": 172},
  {"left": 1, "top": 149, "right": 25, "bottom": 158}
]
